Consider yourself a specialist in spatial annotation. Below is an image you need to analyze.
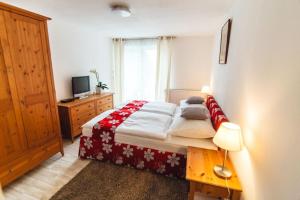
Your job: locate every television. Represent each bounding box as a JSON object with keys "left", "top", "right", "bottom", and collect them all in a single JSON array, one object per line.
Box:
[{"left": 72, "top": 76, "right": 90, "bottom": 98}]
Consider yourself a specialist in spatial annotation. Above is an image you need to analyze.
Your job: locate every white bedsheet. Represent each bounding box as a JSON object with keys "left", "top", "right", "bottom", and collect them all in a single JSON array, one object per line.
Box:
[
  {"left": 139, "top": 101, "right": 177, "bottom": 116},
  {"left": 116, "top": 111, "right": 172, "bottom": 140},
  {"left": 81, "top": 108, "right": 173, "bottom": 140}
]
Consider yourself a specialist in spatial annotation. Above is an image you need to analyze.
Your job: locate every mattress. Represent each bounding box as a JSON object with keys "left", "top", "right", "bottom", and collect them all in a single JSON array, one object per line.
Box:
[{"left": 115, "top": 133, "right": 217, "bottom": 155}]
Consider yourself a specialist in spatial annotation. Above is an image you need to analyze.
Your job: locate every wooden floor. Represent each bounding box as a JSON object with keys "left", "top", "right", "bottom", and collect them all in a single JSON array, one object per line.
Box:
[
  {"left": 3, "top": 139, "right": 90, "bottom": 200},
  {"left": 3, "top": 138, "right": 215, "bottom": 200}
]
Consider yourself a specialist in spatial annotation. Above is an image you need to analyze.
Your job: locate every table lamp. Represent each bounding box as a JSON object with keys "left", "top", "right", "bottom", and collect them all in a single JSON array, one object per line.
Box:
[
  {"left": 201, "top": 85, "right": 211, "bottom": 94},
  {"left": 213, "top": 122, "right": 243, "bottom": 178}
]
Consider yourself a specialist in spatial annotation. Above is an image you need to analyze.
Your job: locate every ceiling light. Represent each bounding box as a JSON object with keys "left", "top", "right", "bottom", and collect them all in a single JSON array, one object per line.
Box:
[{"left": 110, "top": 3, "right": 131, "bottom": 17}]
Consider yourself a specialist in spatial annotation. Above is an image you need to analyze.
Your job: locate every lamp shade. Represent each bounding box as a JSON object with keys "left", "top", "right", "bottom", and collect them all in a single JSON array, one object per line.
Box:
[
  {"left": 213, "top": 122, "right": 243, "bottom": 151},
  {"left": 201, "top": 85, "right": 211, "bottom": 94}
]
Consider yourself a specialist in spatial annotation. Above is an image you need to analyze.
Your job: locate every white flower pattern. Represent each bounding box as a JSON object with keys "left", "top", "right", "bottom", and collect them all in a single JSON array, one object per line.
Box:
[
  {"left": 156, "top": 164, "right": 166, "bottom": 174},
  {"left": 79, "top": 147, "right": 86, "bottom": 157},
  {"left": 123, "top": 145, "right": 133, "bottom": 158},
  {"left": 158, "top": 150, "right": 165, "bottom": 154},
  {"left": 100, "top": 131, "right": 112, "bottom": 143},
  {"left": 116, "top": 156, "right": 123, "bottom": 165},
  {"left": 84, "top": 138, "right": 93, "bottom": 149},
  {"left": 102, "top": 143, "right": 112, "bottom": 153},
  {"left": 109, "top": 119, "right": 119, "bottom": 125},
  {"left": 93, "top": 123, "right": 101, "bottom": 130},
  {"left": 144, "top": 149, "right": 154, "bottom": 162},
  {"left": 137, "top": 146, "right": 144, "bottom": 150},
  {"left": 97, "top": 152, "right": 104, "bottom": 160},
  {"left": 119, "top": 111, "right": 129, "bottom": 116},
  {"left": 167, "top": 153, "right": 180, "bottom": 167},
  {"left": 136, "top": 160, "right": 144, "bottom": 169}
]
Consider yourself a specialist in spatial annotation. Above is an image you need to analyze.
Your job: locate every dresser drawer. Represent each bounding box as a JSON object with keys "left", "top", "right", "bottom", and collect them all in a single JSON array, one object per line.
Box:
[
  {"left": 72, "top": 110, "right": 95, "bottom": 126},
  {"left": 71, "top": 102, "right": 95, "bottom": 117},
  {"left": 58, "top": 93, "right": 113, "bottom": 142},
  {"left": 97, "top": 102, "right": 113, "bottom": 114},
  {"left": 97, "top": 95, "right": 113, "bottom": 106}
]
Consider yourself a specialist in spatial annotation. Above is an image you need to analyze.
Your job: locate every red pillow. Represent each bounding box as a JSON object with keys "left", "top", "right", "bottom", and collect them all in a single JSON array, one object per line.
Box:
[{"left": 206, "top": 96, "right": 229, "bottom": 130}]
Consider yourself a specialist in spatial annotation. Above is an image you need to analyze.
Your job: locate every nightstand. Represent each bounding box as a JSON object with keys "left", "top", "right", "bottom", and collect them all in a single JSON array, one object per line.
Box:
[{"left": 186, "top": 147, "right": 242, "bottom": 200}]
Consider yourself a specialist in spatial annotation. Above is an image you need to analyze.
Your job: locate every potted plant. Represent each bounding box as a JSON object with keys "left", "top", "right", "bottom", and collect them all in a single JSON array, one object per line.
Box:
[{"left": 90, "top": 69, "right": 109, "bottom": 94}]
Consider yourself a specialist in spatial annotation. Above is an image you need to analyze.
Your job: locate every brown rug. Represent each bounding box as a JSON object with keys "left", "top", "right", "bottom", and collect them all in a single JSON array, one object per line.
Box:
[{"left": 50, "top": 161, "right": 188, "bottom": 200}]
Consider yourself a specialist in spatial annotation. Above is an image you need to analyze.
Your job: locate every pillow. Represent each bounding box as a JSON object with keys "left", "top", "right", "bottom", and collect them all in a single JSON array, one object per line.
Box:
[
  {"left": 167, "top": 116, "right": 216, "bottom": 139},
  {"left": 180, "top": 99, "right": 205, "bottom": 109},
  {"left": 186, "top": 96, "right": 204, "bottom": 104},
  {"left": 181, "top": 106, "right": 209, "bottom": 120}
]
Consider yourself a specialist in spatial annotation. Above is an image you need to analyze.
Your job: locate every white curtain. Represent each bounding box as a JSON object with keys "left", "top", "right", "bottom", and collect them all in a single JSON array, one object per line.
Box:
[
  {"left": 156, "top": 36, "right": 174, "bottom": 101},
  {"left": 112, "top": 38, "right": 124, "bottom": 105},
  {"left": 112, "top": 37, "right": 173, "bottom": 105},
  {"left": 122, "top": 39, "right": 157, "bottom": 102}
]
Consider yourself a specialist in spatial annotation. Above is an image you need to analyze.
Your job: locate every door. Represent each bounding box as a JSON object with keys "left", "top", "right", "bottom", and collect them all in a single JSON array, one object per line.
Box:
[
  {"left": 0, "top": 11, "right": 27, "bottom": 165},
  {"left": 3, "top": 11, "right": 59, "bottom": 148}
]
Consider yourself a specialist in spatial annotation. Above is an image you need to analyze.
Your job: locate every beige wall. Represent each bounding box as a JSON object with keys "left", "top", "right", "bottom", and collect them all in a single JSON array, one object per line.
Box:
[
  {"left": 171, "top": 36, "right": 214, "bottom": 90},
  {"left": 211, "top": 0, "right": 300, "bottom": 199}
]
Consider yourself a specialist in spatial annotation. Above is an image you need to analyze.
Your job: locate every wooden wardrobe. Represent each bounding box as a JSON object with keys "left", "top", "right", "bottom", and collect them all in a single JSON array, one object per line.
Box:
[{"left": 0, "top": 3, "right": 63, "bottom": 186}]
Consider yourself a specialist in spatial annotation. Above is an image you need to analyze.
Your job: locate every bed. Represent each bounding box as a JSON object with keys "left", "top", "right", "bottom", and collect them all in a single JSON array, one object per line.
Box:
[{"left": 79, "top": 96, "right": 229, "bottom": 178}]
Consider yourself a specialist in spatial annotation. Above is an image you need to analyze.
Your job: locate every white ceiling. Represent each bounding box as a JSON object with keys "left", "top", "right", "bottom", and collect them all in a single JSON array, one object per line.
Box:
[{"left": 3, "top": 0, "right": 235, "bottom": 37}]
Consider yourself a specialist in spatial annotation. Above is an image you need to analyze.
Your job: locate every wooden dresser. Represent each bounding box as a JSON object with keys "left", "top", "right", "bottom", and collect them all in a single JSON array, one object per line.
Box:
[
  {"left": 0, "top": 3, "right": 63, "bottom": 186},
  {"left": 58, "top": 93, "right": 114, "bottom": 141}
]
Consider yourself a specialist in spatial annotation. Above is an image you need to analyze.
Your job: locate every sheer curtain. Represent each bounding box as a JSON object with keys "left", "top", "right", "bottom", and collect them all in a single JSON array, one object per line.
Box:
[
  {"left": 123, "top": 39, "right": 157, "bottom": 101},
  {"left": 156, "top": 36, "right": 174, "bottom": 101},
  {"left": 112, "top": 38, "right": 124, "bottom": 105},
  {"left": 112, "top": 37, "right": 173, "bottom": 105}
]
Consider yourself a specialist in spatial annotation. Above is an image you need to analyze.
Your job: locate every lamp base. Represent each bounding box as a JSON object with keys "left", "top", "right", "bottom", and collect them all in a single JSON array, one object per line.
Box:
[{"left": 213, "top": 165, "right": 232, "bottom": 179}]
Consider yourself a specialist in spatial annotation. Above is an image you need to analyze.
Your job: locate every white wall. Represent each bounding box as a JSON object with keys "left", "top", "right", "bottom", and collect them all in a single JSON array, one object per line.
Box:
[
  {"left": 211, "top": 1, "right": 300, "bottom": 200},
  {"left": 171, "top": 36, "right": 214, "bottom": 90},
  {"left": 48, "top": 21, "right": 112, "bottom": 100}
]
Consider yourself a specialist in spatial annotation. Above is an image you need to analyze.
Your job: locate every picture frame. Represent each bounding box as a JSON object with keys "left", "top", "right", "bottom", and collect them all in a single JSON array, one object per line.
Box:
[{"left": 219, "top": 19, "right": 232, "bottom": 64}]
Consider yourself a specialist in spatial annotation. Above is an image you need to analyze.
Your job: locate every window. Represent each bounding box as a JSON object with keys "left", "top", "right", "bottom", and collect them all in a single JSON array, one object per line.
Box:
[
  {"left": 122, "top": 39, "right": 157, "bottom": 101},
  {"left": 112, "top": 37, "right": 173, "bottom": 105}
]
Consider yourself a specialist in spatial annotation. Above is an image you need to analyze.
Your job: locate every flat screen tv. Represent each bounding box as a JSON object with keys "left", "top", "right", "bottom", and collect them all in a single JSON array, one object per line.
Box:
[{"left": 72, "top": 76, "right": 90, "bottom": 97}]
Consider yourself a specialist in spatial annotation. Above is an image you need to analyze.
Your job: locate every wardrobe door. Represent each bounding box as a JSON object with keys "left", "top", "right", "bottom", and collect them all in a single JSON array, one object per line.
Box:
[
  {"left": 0, "top": 11, "right": 27, "bottom": 165},
  {"left": 4, "top": 12, "right": 59, "bottom": 148}
]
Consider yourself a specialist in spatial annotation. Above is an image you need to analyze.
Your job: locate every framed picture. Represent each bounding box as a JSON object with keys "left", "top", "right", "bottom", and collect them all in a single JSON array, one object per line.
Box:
[{"left": 219, "top": 19, "right": 232, "bottom": 64}]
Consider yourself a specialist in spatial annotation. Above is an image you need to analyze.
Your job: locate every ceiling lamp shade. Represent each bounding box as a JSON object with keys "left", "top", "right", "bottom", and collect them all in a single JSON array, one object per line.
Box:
[{"left": 110, "top": 3, "right": 131, "bottom": 17}]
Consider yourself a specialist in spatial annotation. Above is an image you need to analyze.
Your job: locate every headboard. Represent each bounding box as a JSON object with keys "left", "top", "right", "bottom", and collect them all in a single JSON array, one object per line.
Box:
[{"left": 168, "top": 89, "right": 205, "bottom": 105}]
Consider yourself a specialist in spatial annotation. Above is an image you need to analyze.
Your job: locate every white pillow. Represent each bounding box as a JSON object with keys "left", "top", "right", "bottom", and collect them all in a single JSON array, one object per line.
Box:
[{"left": 167, "top": 115, "right": 216, "bottom": 139}]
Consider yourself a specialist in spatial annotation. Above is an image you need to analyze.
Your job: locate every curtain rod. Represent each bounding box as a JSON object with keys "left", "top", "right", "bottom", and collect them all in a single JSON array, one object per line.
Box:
[{"left": 112, "top": 36, "right": 176, "bottom": 41}]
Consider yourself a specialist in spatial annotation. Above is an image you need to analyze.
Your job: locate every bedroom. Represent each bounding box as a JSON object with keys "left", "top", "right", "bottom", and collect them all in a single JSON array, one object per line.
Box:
[{"left": 0, "top": 0, "right": 299, "bottom": 200}]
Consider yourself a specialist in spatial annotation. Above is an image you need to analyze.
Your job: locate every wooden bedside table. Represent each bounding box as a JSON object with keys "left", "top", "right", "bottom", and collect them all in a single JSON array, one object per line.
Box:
[{"left": 186, "top": 147, "right": 242, "bottom": 200}]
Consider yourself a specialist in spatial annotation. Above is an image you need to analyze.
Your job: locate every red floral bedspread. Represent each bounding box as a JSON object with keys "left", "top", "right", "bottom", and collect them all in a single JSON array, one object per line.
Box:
[{"left": 79, "top": 100, "right": 186, "bottom": 178}]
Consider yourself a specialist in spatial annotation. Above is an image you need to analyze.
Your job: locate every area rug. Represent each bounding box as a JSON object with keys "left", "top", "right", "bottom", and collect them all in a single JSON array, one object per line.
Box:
[{"left": 50, "top": 161, "right": 188, "bottom": 200}]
